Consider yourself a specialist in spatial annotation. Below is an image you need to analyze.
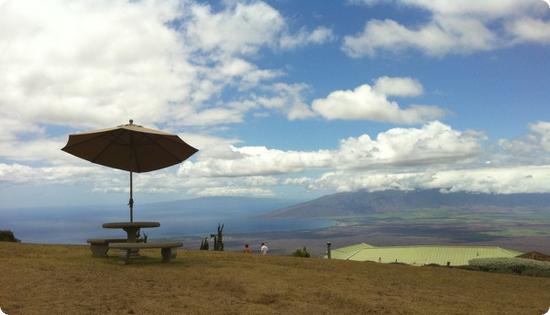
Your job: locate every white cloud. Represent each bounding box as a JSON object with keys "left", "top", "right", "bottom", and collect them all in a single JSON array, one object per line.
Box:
[
  {"left": 0, "top": 0, "right": 334, "bottom": 153},
  {"left": 225, "top": 82, "right": 316, "bottom": 121},
  {"left": 0, "top": 0, "right": 194, "bottom": 130},
  {"left": 498, "top": 139, "right": 540, "bottom": 156},
  {"left": 499, "top": 121, "right": 550, "bottom": 155},
  {"left": 264, "top": 83, "right": 316, "bottom": 120},
  {"left": 0, "top": 0, "right": 344, "bottom": 176},
  {"left": 184, "top": 2, "right": 334, "bottom": 55},
  {"left": 0, "top": 136, "right": 71, "bottom": 165},
  {"left": 184, "top": 107, "right": 246, "bottom": 126},
  {"left": 0, "top": 161, "right": 277, "bottom": 197},
  {"left": 398, "top": 0, "right": 544, "bottom": 18},
  {"left": 178, "top": 121, "right": 482, "bottom": 177},
  {"left": 336, "top": 121, "right": 482, "bottom": 168},
  {"left": 178, "top": 146, "right": 333, "bottom": 177},
  {"left": 2, "top": 121, "right": 470, "bottom": 184},
  {"left": 311, "top": 165, "right": 550, "bottom": 194},
  {"left": 2, "top": 1, "right": 548, "bottom": 200},
  {"left": 183, "top": 2, "right": 285, "bottom": 56},
  {"left": 530, "top": 121, "right": 550, "bottom": 150},
  {"left": 0, "top": 117, "right": 45, "bottom": 142},
  {"left": 0, "top": 163, "right": 101, "bottom": 185},
  {"left": 343, "top": 0, "right": 550, "bottom": 57},
  {"left": 5, "top": 119, "right": 550, "bottom": 196},
  {"left": 177, "top": 133, "right": 242, "bottom": 160},
  {"left": 190, "top": 186, "right": 274, "bottom": 197},
  {"left": 311, "top": 80, "right": 444, "bottom": 123},
  {"left": 283, "top": 177, "right": 312, "bottom": 186},
  {"left": 506, "top": 18, "right": 550, "bottom": 44},
  {"left": 0, "top": 0, "right": 330, "bottom": 200},
  {"left": 279, "top": 26, "right": 335, "bottom": 49},
  {"left": 343, "top": 17, "right": 497, "bottom": 57},
  {"left": 373, "top": 76, "right": 423, "bottom": 97},
  {"left": 204, "top": 57, "right": 284, "bottom": 91}
]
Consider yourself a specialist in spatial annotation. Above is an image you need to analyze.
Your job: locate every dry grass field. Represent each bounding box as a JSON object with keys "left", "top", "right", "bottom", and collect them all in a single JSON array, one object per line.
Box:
[{"left": 1, "top": 242, "right": 550, "bottom": 314}]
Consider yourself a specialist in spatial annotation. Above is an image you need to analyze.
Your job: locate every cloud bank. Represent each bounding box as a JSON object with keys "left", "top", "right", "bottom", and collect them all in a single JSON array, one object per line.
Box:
[{"left": 343, "top": 0, "right": 550, "bottom": 57}]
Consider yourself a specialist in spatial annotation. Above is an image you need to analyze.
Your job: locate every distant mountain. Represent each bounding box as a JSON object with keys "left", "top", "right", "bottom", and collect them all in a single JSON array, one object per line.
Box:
[{"left": 265, "top": 189, "right": 550, "bottom": 218}]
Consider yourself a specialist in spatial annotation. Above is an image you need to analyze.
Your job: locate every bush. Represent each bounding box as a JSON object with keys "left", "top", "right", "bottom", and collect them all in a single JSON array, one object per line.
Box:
[
  {"left": 0, "top": 230, "right": 20, "bottom": 242},
  {"left": 468, "top": 257, "right": 550, "bottom": 277},
  {"left": 199, "top": 238, "right": 209, "bottom": 250},
  {"left": 291, "top": 247, "right": 311, "bottom": 258}
]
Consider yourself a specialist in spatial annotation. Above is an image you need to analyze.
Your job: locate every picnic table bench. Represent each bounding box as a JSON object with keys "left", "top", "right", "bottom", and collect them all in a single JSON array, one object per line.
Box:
[
  {"left": 109, "top": 241, "right": 182, "bottom": 264},
  {"left": 87, "top": 238, "right": 128, "bottom": 257},
  {"left": 87, "top": 221, "right": 159, "bottom": 257}
]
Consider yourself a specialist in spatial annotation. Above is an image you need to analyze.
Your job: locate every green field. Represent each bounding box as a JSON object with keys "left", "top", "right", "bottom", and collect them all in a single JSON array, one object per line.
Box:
[{"left": 330, "top": 207, "right": 550, "bottom": 241}]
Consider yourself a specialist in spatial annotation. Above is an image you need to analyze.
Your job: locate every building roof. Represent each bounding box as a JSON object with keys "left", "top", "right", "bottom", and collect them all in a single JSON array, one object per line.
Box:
[
  {"left": 330, "top": 244, "right": 522, "bottom": 266},
  {"left": 330, "top": 242, "right": 374, "bottom": 259}
]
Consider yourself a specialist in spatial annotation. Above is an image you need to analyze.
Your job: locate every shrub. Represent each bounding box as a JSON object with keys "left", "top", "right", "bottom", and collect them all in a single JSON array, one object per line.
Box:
[
  {"left": 200, "top": 238, "right": 209, "bottom": 250},
  {"left": 292, "top": 247, "right": 311, "bottom": 258},
  {"left": 0, "top": 230, "right": 20, "bottom": 242},
  {"left": 468, "top": 257, "right": 550, "bottom": 277},
  {"left": 210, "top": 223, "right": 224, "bottom": 251}
]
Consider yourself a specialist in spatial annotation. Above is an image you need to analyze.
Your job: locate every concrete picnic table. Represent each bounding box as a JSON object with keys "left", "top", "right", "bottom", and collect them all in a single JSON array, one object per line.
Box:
[{"left": 102, "top": 221, "right": 160, "bottom": 242}]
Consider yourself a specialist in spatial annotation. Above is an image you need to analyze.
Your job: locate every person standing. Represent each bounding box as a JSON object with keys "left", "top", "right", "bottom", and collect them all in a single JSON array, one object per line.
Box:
[
  {"left": 260, "top": 242, "right": 269, "bottom": 255},
  {"left": 243, "top": 244, "right": 251, "bottom": 254}
]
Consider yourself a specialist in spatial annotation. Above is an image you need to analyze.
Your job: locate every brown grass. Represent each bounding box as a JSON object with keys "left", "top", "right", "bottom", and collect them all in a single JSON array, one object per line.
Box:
[{"left": 1, "top": 242, "right": 550, "bottom": 314}]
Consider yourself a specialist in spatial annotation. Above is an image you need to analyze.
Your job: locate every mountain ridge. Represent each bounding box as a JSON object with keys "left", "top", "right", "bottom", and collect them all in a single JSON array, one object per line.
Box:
[{"left": 265, "top": 189, "right": 550, "bottom": 218}]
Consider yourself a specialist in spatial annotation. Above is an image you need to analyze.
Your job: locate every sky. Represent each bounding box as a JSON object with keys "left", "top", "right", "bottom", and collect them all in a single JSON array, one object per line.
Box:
[{"left": 0, "top": 0, "right": 550, "bottom": 208}]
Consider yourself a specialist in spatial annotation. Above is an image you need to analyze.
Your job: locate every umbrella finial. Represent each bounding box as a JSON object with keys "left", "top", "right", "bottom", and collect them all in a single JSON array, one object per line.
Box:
[{"left": 129, "top": 119, "right": 133, "bottom": 125}]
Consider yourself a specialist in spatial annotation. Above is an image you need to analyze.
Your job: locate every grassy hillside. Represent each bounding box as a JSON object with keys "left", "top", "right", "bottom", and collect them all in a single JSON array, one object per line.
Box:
[{"left": 1, "top": 243, "right": 550, "bottom": 314}]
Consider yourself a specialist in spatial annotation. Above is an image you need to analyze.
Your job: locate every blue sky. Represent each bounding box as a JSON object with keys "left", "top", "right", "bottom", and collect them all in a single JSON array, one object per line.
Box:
[{"left": 1, "top": 0, "right": 550, "bottom": 208}]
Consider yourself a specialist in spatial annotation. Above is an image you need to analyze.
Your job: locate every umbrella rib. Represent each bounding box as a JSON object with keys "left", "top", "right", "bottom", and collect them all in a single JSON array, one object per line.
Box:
[
  {"left": 130, "top": 133, "right": 142, "bottom": 172},
  {"left": 142, "top": 133, "right": 182, "bottom": 163},
  {"left": 91, "top": 131, "right": 121, "bottom": 163}
]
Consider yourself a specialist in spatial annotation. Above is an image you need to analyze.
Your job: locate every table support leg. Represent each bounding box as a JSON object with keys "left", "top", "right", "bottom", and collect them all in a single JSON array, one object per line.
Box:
[
  {"left": 161, "top": 248, "right": 173, "bottom": 263},
  {"left": 119, "top": 249, "right": 131, "bottom": 265},
  {"left": 90, "top": 244, "right": 108, "bottom": 257},
  {"left": 123, "top": 227, "right": 141, "bottom": 256}
]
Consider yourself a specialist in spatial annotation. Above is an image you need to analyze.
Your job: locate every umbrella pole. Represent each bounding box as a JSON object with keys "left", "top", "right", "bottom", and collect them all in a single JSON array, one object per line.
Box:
[{"left": 129, "top": 171, "right": 134, "bottom": 222}]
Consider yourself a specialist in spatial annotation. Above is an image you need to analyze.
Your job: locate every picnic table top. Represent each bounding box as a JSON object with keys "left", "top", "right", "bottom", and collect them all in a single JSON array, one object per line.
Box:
[{"left": 102, "top": 221, "right": 160, "bottom": 229}]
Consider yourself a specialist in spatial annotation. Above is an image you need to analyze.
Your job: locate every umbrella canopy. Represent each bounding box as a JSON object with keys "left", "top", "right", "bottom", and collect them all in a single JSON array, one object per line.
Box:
[
  {"left": 62, "top": 120, "right": 197, "bottom": 173},
  {"left": 61, "top": 120, "right": 198, "bottom": 221}
]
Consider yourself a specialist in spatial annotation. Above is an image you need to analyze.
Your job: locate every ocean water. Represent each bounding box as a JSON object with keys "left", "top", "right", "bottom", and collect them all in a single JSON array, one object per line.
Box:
[{"left": 0, "top": 204, "right": 332, "bottom": 244}]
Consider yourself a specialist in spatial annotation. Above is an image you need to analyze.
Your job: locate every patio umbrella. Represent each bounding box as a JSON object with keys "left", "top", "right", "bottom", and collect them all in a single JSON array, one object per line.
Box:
[{"left": 61, "top": 120, "right": 198, "bottom": 222}]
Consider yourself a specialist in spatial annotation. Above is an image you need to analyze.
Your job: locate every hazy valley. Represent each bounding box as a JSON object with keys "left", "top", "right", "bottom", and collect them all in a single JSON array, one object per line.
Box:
[{"left": 4, "top": 190, "right": 550, "bottom": 256}]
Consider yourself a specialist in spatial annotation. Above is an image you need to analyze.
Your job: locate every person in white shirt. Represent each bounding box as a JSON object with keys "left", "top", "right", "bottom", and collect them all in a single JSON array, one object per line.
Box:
[{"left": 260, "top": 242, "right": 268, "bottom": 255}]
